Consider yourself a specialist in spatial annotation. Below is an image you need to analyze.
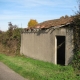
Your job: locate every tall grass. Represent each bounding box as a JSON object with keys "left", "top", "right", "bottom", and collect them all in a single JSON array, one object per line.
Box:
[{"left": 0, "top": 53, "right": 79, "bottom": 80}]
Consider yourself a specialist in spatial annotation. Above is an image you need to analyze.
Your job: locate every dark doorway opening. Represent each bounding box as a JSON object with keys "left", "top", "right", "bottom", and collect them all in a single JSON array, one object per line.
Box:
[{"left": 57, "top": 36, "right": 65, "bottom": 65}]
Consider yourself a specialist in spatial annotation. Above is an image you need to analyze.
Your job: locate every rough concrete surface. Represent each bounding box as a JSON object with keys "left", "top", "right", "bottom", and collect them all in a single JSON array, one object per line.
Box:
[
  {"left": 0, "top": 62, "right": 28, "bottom": 80},
  {"left": 20, "top": 27, "right": 74, "bottom": 65}
]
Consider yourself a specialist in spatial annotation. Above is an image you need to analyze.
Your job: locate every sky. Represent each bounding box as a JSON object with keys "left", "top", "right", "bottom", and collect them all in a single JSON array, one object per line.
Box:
[{"left": 0, "top": 0, "right": 78, "bottom": 31}]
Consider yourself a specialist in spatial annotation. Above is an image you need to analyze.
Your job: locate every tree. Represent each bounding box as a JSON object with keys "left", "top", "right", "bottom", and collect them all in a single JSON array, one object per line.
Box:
[
  {"left": 73, "top": 0, "right": 80, "bottom": 52},
  {"left": 28, "top": 19, "right": 38, "bottom": 28},
  {"left": 8, "top": 22, "right": 13, "bottom": 31},
  {"left": 7, "top": 22, "right": 18, "bottom": 38},
  {"left": 71, "top": 0, "right": 80, "bottom": 69},
  {"left": 77, "top": 0, "right": 80, "bottom": 14}
]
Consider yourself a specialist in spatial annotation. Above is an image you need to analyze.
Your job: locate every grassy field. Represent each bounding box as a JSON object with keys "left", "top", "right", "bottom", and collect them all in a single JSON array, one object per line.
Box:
[{"left": 0, "top": 53, "right": 80, "bottom": 80}]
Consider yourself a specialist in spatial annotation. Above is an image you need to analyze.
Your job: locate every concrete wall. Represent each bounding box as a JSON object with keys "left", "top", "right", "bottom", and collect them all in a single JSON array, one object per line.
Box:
[{"left": 20, "top": 27, "right": 74, "bottom": 65}]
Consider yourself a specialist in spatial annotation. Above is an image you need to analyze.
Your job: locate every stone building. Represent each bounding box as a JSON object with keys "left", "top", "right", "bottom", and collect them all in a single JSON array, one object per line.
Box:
[{"left": 20, "top": 17, "right": 74, "bottom": 65}]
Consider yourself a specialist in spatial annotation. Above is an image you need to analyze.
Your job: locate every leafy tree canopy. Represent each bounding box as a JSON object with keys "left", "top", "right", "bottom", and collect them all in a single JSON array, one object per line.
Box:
[{"left": 28, "top": 19, "right": 38, "bottom": 28}]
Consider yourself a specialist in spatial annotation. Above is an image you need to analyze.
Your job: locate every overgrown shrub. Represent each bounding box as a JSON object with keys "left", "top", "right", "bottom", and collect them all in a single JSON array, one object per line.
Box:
[
  {"left": 72, "top": 3, "right": 80, "bottom": 69},
  {"left": 71, "top": 51, "right": 80, "bottom": 70},
  {"left": 0, "top": 27, "right": 23, "bottom": 55},
  {"left": 70, "top": 0, "right": 80, "bottom": 70},
  {"left": 73, "top": 14, "right": 80, "bottom": 52}
]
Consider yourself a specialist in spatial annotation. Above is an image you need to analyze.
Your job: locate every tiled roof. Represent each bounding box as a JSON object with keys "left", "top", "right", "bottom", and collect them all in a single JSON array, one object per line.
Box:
[{"left": 35, "top": 17, "right": 73, "bottom": 28}]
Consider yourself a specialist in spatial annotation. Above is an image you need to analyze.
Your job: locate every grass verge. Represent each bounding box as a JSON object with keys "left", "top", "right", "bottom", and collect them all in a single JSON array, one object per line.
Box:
[{"left": 0, "top": 53, "right": 80, "bottom": 80}]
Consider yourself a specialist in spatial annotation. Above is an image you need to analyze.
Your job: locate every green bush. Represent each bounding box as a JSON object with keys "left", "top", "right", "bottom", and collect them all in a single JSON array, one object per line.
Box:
[
  {"left": 71, "top": 51, "right": 80, "bottom": 70},
  {"left": 0, "top": 28, "right": 23, "bottom": 55}
]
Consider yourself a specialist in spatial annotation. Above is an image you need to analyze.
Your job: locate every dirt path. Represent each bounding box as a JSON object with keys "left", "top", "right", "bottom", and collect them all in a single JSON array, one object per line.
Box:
[{"left": 0, "top": 62, "right": 28, "bottom": 80}]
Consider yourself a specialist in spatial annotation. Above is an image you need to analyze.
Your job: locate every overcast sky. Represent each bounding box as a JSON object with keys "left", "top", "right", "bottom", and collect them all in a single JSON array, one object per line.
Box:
[{"left": 0, "top": 0, "right": 77, "bottom": 31}]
